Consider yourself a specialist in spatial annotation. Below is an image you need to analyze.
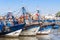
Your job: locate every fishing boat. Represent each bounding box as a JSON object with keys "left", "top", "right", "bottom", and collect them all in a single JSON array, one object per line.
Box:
[
  {"left": 20, "top": 25, "right": 40, "bottom": 35},
  {"left": 44, "top": 19, "right": 55, "bottom": 23},
  {"left": 20, "top": 7, "right": 41, "bottom": 35},
  {"left": 37, "top": 25, "right": 52, "bottom": 35},
  {"left": 0, "top": 23, "right": 25, "bottom": 37},
  {"left": 52, "top": 24, "right": 59, "bottom": 29},
  {"left": 0, "top": 11, "right": 26, "bottom": 37}
]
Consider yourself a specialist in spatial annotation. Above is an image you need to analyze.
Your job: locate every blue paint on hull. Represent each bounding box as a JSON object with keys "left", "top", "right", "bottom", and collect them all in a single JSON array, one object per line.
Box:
[
  {"left": 53, "top": 25, "right": 59, "bottom": 29},
  {"left": 38, "top": 25, "right": 52, "bottom": 31},
  {"left": 44, "top": 20, "right": 55, "bottom": 22},
  {"left": 0, "top": 23, "right": 25, "bottom": 35}
]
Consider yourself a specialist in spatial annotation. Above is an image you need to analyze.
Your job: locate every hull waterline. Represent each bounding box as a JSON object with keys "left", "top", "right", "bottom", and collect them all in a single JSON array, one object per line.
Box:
[{"left": 0, "top": 23, "right": 25, "bottom": 37}]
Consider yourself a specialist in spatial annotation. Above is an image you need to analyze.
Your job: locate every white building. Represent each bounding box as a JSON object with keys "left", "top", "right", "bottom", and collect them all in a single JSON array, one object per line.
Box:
[{"left": 45, "top": 15, "right": 56, "bottom": 20}]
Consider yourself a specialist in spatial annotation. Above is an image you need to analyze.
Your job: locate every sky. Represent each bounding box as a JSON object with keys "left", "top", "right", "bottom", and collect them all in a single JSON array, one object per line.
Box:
[{"left": 0, "top": 0, "right": 60, "bottom": 16}]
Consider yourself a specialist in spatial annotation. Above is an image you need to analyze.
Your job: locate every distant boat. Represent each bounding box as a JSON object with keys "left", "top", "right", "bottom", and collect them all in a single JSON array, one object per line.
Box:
[
  {"left": 52, "top": 24, "right": 59, "bottom": 29},
  {"left": 0, "top": 23, "right": 25, "bottom": 37},
  {"left": 37, "top": 25, "right": 52, "bottom": 35},
  {"left": 44, "top": 20, "right": 55, "bottom": 23}
]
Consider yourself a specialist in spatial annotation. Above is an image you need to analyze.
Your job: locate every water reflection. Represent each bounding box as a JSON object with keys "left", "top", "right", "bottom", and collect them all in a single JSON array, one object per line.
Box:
[
  {"left": 0, "top": 37, "right": 38, "bottom": 40},
  {"left": 0, "top": 35, "right": 54, "bottom": 40},
  {"left": 0, "top": 38, "right": 19, "bottom": 40},
  {"left": 0, "top": 35, "right": 59, "bottom": 40},
  {"left": 19, "top": 37, "right": 38, "bottom": 40},
  {"left": 37, "top": 35, "right": 51, "bottom": 40}
]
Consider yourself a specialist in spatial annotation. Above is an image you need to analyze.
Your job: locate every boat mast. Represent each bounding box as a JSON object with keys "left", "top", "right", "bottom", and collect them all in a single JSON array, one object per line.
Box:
[
  {"left": 22, "top": 7, "right": 31, "bottom": 24},
  {"left": 37, "top": 10, "right": 40, "bottom": 24},
  {"left": 22, "top": 7, "right": 26, "bottom": 24}
]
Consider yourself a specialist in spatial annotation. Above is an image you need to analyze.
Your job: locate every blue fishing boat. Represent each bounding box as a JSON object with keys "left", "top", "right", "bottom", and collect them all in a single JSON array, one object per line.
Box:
[
  {"left": 44, "top": 20, "right": 55, "bottom": 23},
  {"left": 0, "top": 11, "right": 26, "bottom": 37},
  {"left": 0, "top": 23, "right": 25, "bottom": 37},
  {"left": 53, "top": 24, "right": 59, "bottom": 29},
  {"left": 37, "top": 25, "right": 52, "bottom": 34}
]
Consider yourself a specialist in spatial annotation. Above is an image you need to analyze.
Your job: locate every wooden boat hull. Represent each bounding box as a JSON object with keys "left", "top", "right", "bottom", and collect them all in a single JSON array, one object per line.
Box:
[
  {"left": 0, "top": 23, "right": 25, "bottom": 37},
  {"left": 37, "top": 29, "right": 51, "bottom": 35},
  {"left": 20, "top": 26, "right": 40, "bottom": 35}
]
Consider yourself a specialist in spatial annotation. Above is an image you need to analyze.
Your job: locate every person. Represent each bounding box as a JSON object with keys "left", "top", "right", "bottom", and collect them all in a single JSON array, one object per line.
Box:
[
  {"left": 13, "top": 19, "right": 18, "bottom": 25},
  {"left": 0, "top": 16, "right": 5, "bottom": 32},
  {"left": 6, "top": 18, "right": 14, "bottom": 27},
  {"left": 2, "top": 16, "right": 12, "bottom": 32},
  {"left": 6, "top": 12, "right": 18, "bottom": 25}
]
